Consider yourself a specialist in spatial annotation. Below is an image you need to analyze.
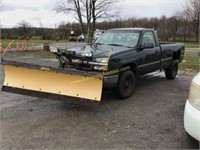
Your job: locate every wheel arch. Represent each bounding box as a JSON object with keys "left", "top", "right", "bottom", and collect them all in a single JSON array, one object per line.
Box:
[
  {"left": 120, "top": 62, "right": 138, "bottom": 77},
  {"left": 173, "top": 50, "right": 181, "bottom": 61}
]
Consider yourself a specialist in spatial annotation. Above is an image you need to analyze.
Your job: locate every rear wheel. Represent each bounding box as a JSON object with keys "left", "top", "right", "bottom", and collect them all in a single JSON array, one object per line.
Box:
[
  {"left": 115, "top": 70, "right": 136, "bottom": 99},
  {"left": 165, "top": 60, "right": 178, "bottom": 80}
]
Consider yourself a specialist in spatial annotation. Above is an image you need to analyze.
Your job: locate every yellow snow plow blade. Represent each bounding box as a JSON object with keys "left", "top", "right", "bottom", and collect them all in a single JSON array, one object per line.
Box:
[{"left": 2, "top": 62, "right": 103, "bottom": 104}]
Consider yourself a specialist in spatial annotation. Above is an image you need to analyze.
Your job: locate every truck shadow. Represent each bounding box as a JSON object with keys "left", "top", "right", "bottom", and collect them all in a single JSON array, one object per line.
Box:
[{"left": 101, "top": 71, "right": 168, "bottom": 103}]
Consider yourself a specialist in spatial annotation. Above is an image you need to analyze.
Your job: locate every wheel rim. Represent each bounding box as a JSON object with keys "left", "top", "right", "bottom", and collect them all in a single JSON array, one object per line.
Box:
[{"left": 123, "top": 76, "right": 133, "bottom": 94}]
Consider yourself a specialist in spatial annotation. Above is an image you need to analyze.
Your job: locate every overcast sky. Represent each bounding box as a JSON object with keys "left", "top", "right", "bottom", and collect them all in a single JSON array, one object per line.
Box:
[{"left": 0, "top": 0, "right": 186, "bottom": 28}]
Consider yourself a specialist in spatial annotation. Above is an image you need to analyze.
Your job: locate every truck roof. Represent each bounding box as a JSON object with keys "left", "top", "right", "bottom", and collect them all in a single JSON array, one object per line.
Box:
[{"left": 109, "top": 28, "right": 154, "bottom": 31}]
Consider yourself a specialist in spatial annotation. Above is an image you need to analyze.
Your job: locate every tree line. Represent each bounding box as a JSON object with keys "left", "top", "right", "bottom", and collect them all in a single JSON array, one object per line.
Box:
[{"left": 1, "top": 0, "right": 199, "bottom": 43}]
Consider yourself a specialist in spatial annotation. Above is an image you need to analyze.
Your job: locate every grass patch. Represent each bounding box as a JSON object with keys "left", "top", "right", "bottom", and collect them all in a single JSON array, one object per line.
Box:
[
  {"left": 1, "top": 39, "right": 74, "bottom": 48},
  {"left": 179, "top": 54, "right": 200, "bottom": 73},
  {"left": 184, "top": 42, "right": 199, "bottom": 50},
  {"left": 1, "top": 40, "right": 34, "bottom": 48}
]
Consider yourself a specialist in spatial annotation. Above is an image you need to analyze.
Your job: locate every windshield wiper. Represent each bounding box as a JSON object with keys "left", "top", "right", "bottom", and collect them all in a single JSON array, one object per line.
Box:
[
  {"left": 107, "top": 43, "right": 123, "bottom": 46},
  {"left": 94, "top": 42, "right": 104, "bottom": 45},
  {"left": 92, "top": 42, "right": 104, "bottom": 49},
  {"left": 107, "top": 44, "right": 133, "bottom": 48}
]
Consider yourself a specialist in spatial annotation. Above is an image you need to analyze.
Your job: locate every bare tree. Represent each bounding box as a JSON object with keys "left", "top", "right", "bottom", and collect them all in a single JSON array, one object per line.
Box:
[
  {"left": 55, "top": 0, "right": 119, "bottom": 42},
  {"left": 57, "top": 22, "right": 69, "bottom": 40},
  {"left": 157, "top": 16, "right": 170, "bottom": 41},
  {"left": 39, "top": 22, "right": 49, "bottom": 40},
  {"left": 55, "top": 0, "right": 85, "bottom": 38},
  {"left": 178, "top": 12, "right": 190, "bottom": 42},
  {"left": 168, "top": 15, "right": 181, "bottom": 41},
  {"left": 184, "top": 0, "right": 200, "bottom": 42},
  {"left": 17, "top": 20, "right": 31, "bottom": 39}
]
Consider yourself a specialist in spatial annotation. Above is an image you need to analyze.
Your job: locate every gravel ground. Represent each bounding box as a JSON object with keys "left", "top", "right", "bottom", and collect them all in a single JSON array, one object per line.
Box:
[{"left": 0, "top": 53, "right": 199, "bottom": 149}]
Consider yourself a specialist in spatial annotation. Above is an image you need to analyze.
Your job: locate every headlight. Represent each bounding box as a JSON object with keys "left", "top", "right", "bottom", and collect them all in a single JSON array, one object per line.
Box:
[
  {"left": 94, "top": 58, "right": 109, "bottom": 71},
  {"left": 81, "top": 51, "right": 92, "bottom": 57},
  {"left": 95, "top": 58, "right": 108, "bottom": 63},
  {"left": 49, "top": 46, "right": 58, "bottom": 53},
  {"left": 188, "top": 75, "right": 200, "bottom": 110}
]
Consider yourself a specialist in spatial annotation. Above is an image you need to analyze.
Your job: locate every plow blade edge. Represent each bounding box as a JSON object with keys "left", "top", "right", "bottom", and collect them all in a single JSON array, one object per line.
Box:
[{"left": 2, "top": 62, "right": 103, "bottom": 103}]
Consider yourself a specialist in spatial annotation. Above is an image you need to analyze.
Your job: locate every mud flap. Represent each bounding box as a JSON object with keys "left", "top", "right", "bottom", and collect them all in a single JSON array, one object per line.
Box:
[{"left": 2, "top": 62, "right": 103, "bottom": 103}]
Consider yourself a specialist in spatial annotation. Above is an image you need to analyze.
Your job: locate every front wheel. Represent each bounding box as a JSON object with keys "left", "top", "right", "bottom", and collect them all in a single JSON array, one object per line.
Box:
[
  {"left": 165, "top": 60, "right": 178, "bottom": 80},
  {"left": 115, "top": 70, "right": 136, "bottom": 99}
]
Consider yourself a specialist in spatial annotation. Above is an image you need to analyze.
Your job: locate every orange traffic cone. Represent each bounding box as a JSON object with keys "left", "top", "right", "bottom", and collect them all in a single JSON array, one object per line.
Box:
[
  {"left": 16, "top": 41, "right": 20, "bottom": 51},
  {"left": 22, "top": 40, "right": 25, "bottom": 51},
  {"left": 31, "top": 40, "right": 35, "bottom": 51},
  {"left": 0, "top": 41, "right": 3, "bottom": 53},
  {"left": 24, "top": 40, "right": 28, "bottom": 51}
]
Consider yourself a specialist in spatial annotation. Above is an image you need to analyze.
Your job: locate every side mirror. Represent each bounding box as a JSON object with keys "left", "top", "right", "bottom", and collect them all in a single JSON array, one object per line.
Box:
[{"left": 141, "top": 42, "right": 155, "bottom": 49}]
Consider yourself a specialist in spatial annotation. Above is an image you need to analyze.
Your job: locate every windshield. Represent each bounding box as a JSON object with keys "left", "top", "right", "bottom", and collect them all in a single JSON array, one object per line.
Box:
[{"left": 94, "top": 30, "right": 140, "bottom": 48}]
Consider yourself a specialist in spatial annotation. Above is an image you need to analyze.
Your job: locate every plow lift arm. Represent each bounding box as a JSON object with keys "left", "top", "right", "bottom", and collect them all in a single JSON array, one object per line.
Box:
[{"left": 1, "top": 44, "right": 108, "bottom": 105}]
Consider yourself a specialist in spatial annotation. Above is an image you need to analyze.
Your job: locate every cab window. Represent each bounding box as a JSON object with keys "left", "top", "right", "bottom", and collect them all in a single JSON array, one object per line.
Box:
[{"left": 142, "top": 31, "right": 155, "bottom": 47}]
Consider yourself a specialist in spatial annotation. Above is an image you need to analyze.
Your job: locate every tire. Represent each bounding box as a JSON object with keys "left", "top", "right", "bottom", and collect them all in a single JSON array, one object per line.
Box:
[
  {"left": 115, "top": 70, "right": 136, "bottom": 99},
  {"left": 165, "top": 60, "right": 178, "bottom": 80}
]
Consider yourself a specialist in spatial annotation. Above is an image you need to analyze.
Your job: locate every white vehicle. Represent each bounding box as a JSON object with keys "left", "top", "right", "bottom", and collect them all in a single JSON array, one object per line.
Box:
[
  {"left": 184, "top": 72, "right": 200, "bottom": 143},
  {"left": 77, "top": 34, "right": 85, "bottom": 42},
  {"left": 93, "top": 29, "right": 105, "bottom": 40}
]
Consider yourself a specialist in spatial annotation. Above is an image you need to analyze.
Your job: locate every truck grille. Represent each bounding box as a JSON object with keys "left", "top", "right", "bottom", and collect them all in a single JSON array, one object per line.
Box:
[{"left": 71, "top": 57, "right": 93, "bottom": 70}]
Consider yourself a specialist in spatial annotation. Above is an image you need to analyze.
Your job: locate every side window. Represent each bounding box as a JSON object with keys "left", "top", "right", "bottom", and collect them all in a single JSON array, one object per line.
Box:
[{"left": 142, "top": 31, "right": 155, "bottom": 47}]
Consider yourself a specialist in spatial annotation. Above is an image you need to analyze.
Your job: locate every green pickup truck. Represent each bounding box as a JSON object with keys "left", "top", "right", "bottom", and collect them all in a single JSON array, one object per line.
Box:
[
  {"left": 2, "top": 28, "right": 185, "bottom": 103},
  {"left": 52, "top": 28, "right": 185, "bottom": 99}
]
